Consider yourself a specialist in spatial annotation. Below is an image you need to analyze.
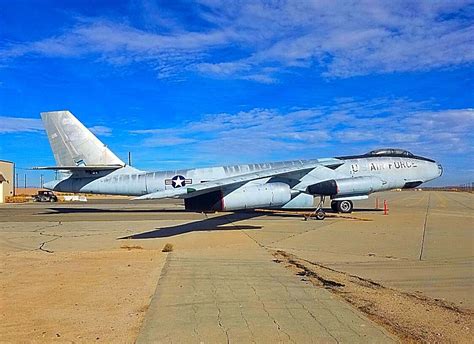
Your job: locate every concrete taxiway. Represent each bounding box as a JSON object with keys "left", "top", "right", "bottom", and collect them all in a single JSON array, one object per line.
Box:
[{"left": 0, "top": 191, "right": 472, "bottom": 342}]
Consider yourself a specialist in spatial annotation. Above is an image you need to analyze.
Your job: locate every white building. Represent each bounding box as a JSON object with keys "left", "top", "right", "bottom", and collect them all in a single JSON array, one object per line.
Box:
[{"left": 0, "top": 160, "right": 14, "bottom": 203}]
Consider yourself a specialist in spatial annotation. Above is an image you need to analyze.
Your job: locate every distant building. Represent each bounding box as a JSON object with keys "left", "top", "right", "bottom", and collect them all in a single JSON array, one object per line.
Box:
[{"left": 0, "top": 160, "right": 14, "bottom": 203}]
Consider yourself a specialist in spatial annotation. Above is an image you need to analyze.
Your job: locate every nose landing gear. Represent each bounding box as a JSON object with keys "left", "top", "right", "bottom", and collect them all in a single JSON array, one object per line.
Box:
[{"left": 306, "top": 195, "right": 326, "bottom": 220}]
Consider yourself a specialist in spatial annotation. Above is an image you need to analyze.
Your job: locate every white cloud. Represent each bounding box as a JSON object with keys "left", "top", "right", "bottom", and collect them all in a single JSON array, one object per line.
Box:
[
  {"left": 129, "top": 99, "right": 474, "bottom": 162},
  {"left": 0, "top": 117, "right": 115, "bottom": 138},
  {"left": 142, "top": 136, "right": 197, "bottom": 147},
  {"left": 0, "top": 116, "right": 43, "bottom": 133},
  {"left": 89, "top": 125, "right": 113, "bottom": 136},
  {"left": 194, "top": 0, "right": 474, "bottom": 79},
  {"left": 1, "top": 1, "right": 472, "bottom": 81}
]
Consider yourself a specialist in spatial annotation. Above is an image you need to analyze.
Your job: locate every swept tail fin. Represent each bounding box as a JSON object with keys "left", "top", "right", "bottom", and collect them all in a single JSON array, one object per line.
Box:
[{"left": 40, "top": 110, "right": 124, "bottom": 167}]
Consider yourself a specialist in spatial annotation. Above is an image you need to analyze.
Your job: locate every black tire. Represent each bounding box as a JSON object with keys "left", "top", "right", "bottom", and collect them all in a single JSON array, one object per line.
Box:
[
  {"left": 315, "top": 209, "right": 326, "bottom": 220},
  {"left": 50, "top": 198, "right": 57, "bottom": 202},
  {"left": 331, "top": 201, "right": 338, "bottom": 212},
  {"left": 337, "top": 200, "right": 353, "bottom": 213}
]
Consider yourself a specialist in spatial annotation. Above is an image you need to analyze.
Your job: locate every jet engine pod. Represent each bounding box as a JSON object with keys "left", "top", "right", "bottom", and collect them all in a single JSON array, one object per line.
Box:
[
  {"left": 184, "top": 182, "right": 292, "bottom": 212},
  {"left": 308, "top": 176, "right": 384, "bottom": 196}
]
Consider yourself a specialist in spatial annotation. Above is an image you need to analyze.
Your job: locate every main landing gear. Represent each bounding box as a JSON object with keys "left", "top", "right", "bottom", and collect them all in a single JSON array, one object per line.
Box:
[{"left": 331, "top": 200, "right": 353, "bottom": 213}]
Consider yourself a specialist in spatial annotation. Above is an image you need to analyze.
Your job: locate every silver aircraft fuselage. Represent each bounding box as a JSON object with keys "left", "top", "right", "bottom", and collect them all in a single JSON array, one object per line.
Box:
[{"left": 46, "top": 153, "right": 442, "bottom": 197}]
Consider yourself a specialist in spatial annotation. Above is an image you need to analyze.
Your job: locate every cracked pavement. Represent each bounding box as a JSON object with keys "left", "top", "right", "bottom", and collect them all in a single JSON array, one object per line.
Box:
[{"left": 137, "top": 247, "right": 395, "bottom": 343}]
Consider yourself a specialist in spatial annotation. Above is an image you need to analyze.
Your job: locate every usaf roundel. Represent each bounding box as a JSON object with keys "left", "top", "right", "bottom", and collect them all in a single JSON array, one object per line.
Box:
[{"left": 165, "top": 175, "right": 192, "bottom": 188}]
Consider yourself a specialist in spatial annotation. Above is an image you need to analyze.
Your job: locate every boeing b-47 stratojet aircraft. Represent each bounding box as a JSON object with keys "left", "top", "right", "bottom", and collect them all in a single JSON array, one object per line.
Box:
[{"left": 36, "top": 111, "right": 443, "bottom": 219}]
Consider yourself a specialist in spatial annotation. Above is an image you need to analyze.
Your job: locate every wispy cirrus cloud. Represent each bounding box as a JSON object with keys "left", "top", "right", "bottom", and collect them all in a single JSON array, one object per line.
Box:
[
  {"left": 0, "top": 116, "right": 43, "bottom": 133},
  {"left": 0, "top": 116, "right": 114, "bottom": 137},
  {"left": 89, "top": 125, "right": 113, "bottom": 137},
  {"left": 1, "top": 1, "right": 473, "bottom": 81},
  {"left": 129, "top": 99, "right": 474, "bottom": 163}
]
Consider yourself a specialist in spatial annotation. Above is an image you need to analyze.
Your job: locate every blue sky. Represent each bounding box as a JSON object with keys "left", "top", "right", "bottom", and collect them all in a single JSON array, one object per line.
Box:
[{"left": 0, "top": 0, "right": 473, "bottom": 186}]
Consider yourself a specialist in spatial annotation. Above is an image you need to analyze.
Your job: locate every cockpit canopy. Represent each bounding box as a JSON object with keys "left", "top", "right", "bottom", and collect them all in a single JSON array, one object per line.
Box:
[
  {"left": 367, "top": 148, "right": 414, "bottom": 157},
  {"left": 336, "top": 148, "right": 435, "bottom": 162}
]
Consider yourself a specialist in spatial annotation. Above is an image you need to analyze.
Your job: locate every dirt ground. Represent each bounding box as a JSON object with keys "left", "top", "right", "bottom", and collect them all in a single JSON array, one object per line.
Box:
[{"left": 1, "top": 249, "right": 165, "bottom": 343}]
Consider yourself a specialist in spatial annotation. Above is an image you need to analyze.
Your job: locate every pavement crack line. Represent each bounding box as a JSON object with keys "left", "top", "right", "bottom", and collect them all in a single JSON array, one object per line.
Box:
[
  {"left": 35, "top": 232, "right": 63, "bottom": 254},
  {"left": 228, "top": 280, "right": 255, "bottom": 343},
  {"left": 268, "top": 219, "right": 341, "bottom": 246},
  {"left": 270, "top": 273, "right": 339, "bottom": 342},
  {"left": 215, "top": 299, "right": 230, "bottom": 343},
  {"left": 248, "top": 283, "right": 294, "bottom": 343},
  {"left": 418, "top": 193, "right": 431, "bottom": 261},
  {"left": 211, "top": 282, "right": 230, "bottom": 343}
]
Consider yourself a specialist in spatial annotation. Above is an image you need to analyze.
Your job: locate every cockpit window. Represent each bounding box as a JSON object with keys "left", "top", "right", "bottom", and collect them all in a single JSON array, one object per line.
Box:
[{"left": 368, "top": 149, "right": 413, "bottom": 157}]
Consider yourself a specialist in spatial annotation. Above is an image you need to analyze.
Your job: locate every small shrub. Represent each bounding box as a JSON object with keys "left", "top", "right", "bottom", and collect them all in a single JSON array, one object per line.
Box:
[{"left": 162, "top": 243, "right": 174, "bottom": 252}]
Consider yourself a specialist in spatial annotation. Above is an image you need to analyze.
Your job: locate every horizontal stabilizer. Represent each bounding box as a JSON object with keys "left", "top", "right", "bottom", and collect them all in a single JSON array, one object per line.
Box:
[{"left": 33, "top": 164, "right": 124, "bottom": 171}]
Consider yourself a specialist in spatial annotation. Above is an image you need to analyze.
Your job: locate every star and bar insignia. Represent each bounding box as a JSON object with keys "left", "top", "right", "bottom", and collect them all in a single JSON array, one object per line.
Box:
[{"left": 165, "top": 175, "right": 192, "bottom": 188}]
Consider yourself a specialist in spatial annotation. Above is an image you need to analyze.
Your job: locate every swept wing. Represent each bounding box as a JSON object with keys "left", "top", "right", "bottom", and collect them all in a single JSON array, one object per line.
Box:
[{"left": 135, "top": 162, "right": 327, "bottom": 200}]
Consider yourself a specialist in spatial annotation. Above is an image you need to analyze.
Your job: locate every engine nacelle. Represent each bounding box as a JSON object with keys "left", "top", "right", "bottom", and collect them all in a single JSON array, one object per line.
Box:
[
  {"left": 307, "top": 176, "right": 384, "bottom": 196},
  {"left": 184, "top": 182, "right": 292, "bottom": 211}
]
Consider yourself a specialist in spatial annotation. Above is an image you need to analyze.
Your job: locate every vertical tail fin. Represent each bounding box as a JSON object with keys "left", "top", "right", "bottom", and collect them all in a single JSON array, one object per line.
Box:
[{"left": 40, "top": 110, "right": 124, "bottom": 167}]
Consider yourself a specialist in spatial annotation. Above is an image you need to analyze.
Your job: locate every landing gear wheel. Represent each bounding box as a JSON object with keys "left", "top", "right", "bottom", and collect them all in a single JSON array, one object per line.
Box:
[
  {"left": 337, "top": 200, "right": 353, "bottom": 213},
  {"left": 315, "top": 209, "right": 326, "bottom": 220},
  {"left": 330, "top": 201, "right": 338, "bottom": 212}
]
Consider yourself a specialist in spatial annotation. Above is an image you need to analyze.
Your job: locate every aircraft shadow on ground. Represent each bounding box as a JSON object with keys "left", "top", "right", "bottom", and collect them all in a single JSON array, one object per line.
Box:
[
  {"left": 43, "top": 207, "right": 382, "bottom": 216},
  {"left": 120, "top": 212, "right": 263, "bottom": 239}
]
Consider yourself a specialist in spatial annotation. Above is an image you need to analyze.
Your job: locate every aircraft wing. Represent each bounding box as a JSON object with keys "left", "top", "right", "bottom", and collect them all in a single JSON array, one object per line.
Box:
[
  {"left": 135, "top": 162, "right": 325, "bottom": 200},
  {"left": 32, "top": 164, "right": 124, "bottom": 171}
]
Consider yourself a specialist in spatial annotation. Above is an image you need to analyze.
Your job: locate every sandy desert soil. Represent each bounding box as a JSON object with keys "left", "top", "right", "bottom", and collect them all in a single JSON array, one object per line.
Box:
[{"left": 1, "top": 249, "right": 166, "bottom": 343}]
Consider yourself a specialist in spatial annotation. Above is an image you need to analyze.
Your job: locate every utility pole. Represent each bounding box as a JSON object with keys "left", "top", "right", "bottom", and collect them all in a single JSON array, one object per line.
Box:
[
  {"left": 128, "top": 151, "right": 132, "bottom": 166},
  {"left": 24, "top": 174, "right": 27, "bottom": 189},
  {"left": 40, "top": 174, "right": 44, "bottom": 188},
  {"left": 15, "top": 173, "right": 18, "bottom": 194}
]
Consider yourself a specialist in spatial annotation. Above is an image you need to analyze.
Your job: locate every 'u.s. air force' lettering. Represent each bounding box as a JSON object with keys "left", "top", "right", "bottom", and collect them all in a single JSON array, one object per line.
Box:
[
  {"left": 165, "top": 175, "right": 192, "bottom": 188},
  {"left": 370, "top": 161, "right": 417, "bottom": 171}
]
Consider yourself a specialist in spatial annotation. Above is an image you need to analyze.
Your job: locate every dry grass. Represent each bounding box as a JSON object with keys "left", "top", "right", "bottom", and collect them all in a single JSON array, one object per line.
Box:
[
  {"left": 5, "top": 196, "right": 30, "bottom": 203},
  {"left": 120, "top": 245, "right": 143, "bottom": 251},
  {"left": 162, "top": 243, "right": 174, "bottom": 252}
]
